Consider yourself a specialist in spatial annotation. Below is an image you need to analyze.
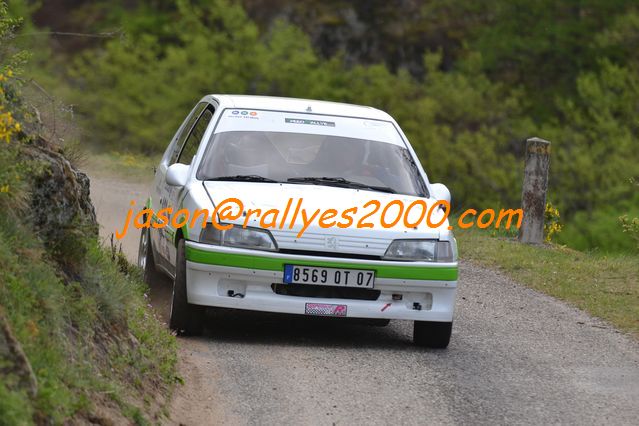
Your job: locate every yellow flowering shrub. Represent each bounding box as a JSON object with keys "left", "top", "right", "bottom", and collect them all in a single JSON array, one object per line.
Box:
[
  {"left": 544, "top": 202, "right": 562, "bottom": 242},
  {"left": 1, "top": 107, "right": 21, "bottom": 142},
  {"left": 0, "top": 70, "right": 21, "bottom": 144},
  {"left": 0, "top": 69, "right": 25, "bottom": 205}
]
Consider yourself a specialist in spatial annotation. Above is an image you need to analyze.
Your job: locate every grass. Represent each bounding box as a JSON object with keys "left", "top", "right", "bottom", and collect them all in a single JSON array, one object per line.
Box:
[
  {"left": 0, "top": 215, "right": 177, "bottom": 424},
  {"left": 456, "top": 227, "right": 639, "bottom": 339}
]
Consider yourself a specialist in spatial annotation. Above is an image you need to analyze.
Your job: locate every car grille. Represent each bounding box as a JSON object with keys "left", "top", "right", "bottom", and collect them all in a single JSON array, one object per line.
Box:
[
  {"left": 278, "top": 248, "right": 382, "bottom": 261},
  {"left": 271, "top": 283, "right": 380, "bottom": 301},
  {"left": 270, "top": 229, "right": 389, "bottom": 256}
]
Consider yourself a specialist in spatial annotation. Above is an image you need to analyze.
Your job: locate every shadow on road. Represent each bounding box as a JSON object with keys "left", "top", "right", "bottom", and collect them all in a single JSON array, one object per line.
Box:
[{"left": 198, "top": 309, "right": 414, "bottom": 350}]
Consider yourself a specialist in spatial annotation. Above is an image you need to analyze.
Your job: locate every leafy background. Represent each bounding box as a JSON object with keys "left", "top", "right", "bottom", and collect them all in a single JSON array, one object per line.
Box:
[{"left": 7, "top": 0, "right": 639, "bottom": 253}]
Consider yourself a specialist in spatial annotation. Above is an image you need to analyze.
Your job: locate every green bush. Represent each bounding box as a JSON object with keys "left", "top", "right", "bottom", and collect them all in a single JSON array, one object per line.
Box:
[
  {"left": 619, "top": 179, "right": 639, "bottom": 251},
  {"left": 557, "top": 207, "right": 638, "bottom": 253}
]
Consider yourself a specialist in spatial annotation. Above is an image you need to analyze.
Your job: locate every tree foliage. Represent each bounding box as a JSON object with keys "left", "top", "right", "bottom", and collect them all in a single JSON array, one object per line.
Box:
[{"left": 13, "top": 0, "right": 639, "bottom": 252}]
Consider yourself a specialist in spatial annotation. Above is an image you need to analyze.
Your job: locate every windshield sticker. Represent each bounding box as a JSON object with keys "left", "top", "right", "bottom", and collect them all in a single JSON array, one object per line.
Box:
[
  {"left": 217, "top": 109, "right": 404, "bottom": 145},
  {"left": 285, "top": 118, "right": 335, "bottom": 127},
  {"left": 227, "top": 110, "right": 259, "bottom": 120}
]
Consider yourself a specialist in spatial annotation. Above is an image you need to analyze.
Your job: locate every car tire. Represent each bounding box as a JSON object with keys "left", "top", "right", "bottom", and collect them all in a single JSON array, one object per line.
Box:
[
  {"left": 169, "top": 239, "right": 205, "bottom": 336},
  {"left": 138, "top": 226, "right": 163, "bottom": 286},
  {"left": 413, "top": 321, "right": 452, "bottom": 348}
]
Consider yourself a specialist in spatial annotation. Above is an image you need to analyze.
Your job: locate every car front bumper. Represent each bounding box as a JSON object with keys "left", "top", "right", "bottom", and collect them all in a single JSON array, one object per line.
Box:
[{"left": 185, "top": 241, "right": 458, "bottom": 322}]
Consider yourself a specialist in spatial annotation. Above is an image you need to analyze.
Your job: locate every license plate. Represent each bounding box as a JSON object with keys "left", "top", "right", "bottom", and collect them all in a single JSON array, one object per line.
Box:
[{"left": 283, "top": 265, "right": 375, "bottom": 288}]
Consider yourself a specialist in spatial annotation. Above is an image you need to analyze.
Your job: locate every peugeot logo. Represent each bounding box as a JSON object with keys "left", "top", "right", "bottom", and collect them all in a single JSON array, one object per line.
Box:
[{"left": 325, "top": 236, "right": 338, "bottom": 250}]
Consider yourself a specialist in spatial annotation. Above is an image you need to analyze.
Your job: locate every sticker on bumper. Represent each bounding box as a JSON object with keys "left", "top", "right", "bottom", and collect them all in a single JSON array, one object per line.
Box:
[{"left": 305, "top": 303, "right": 347, "bottom": 317}]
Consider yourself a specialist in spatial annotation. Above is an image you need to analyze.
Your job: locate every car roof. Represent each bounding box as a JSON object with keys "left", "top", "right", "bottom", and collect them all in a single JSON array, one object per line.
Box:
[{"left": 207, "top": 94, "right": 394, "bottom": 121}]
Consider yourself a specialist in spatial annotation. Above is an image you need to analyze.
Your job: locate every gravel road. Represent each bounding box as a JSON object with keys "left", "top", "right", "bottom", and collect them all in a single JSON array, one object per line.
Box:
[{"left": 89, "top": 172, "right": 639, "bottom": 425}]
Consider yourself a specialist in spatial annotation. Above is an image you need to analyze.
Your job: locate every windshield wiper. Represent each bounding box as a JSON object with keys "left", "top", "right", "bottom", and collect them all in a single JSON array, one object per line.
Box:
[
  {"left": 287, "top": 176, "right": 396, "bottom": 194},
  {"left": 205, "top": 175, "right": 280, "bottom": 183},
  {"left": 400, "top": 149, "right": 429, "bottom": 197}
]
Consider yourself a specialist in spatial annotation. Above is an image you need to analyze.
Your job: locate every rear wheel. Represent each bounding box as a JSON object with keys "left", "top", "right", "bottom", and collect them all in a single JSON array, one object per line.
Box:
[
  {"left": 138, "top": 226, "right": 163, "bottom": 286},
  {"left": 169, "top": 239, "right": 205, "bottom": 336},
  {"left": 413, "top": 321, "right": 452, "bottom": 348}
]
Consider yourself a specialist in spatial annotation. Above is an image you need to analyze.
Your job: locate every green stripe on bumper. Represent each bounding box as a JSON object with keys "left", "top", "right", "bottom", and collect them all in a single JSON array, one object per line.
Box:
[{"left": 185, "top": 247, "right": 458, "bottom": 281}]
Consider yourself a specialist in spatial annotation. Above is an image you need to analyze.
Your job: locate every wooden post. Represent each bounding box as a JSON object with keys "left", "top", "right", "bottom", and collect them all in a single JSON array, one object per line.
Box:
[{"left": 519, "top": 137, "right": 551, "bottom": 244}]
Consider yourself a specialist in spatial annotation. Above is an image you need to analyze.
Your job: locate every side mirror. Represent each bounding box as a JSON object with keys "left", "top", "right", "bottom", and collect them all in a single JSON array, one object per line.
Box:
[
  {"left": 430, "top": 183, "right": 451, "bottom": 204},
  {"left": 166, "top": 163, "right": 189, "bottom": 187}
]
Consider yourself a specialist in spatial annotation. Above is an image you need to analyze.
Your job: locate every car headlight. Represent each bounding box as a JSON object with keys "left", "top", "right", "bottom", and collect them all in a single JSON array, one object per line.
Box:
[
  {"left": 383, "top": 239, "right": 456, "bottom": 262},
  {"left": 200, "top": 223, "right": 278, "bottom": 251}
]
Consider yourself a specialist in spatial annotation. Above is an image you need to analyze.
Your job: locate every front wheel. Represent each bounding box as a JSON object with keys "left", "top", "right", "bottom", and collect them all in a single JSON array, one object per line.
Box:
[
  {"left": 169, "top": 239, "right": 205, "bottom": 336},
  {"left": 138, "top": 226, "right": 163, "bottom": 286},
  {"left": 413, "top": 321, "right": 452, "bottom": 348}
]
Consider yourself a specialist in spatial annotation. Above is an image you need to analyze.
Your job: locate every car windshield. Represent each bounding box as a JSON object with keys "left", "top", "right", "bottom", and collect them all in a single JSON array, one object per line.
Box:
[{"left": 197, "top": 110, "right": 428, "bottom": 197}]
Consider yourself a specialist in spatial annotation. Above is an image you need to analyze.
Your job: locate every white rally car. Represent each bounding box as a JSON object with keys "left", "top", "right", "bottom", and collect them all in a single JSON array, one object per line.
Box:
[{"left": 138, "top": 95, "right": 458, "bottom": 348}]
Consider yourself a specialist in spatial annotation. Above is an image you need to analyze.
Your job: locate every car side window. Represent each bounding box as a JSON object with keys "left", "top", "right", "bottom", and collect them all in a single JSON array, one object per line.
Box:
[
  {"left": 178, "top": 106, "right": 215, "bottom": 165},
  {"left": 169, "top": 102, "right": 208, "bottom": 165}
]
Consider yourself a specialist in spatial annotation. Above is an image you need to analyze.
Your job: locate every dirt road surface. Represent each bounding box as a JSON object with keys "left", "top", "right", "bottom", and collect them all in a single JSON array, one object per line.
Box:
[{"left": 89, "top": 171, "right": 639, "bottom": 425}]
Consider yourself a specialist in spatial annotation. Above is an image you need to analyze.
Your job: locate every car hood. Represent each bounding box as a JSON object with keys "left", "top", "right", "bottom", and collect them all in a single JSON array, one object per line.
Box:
[{"left": 202, "top": 181, "right": 446, "bottom": 256}]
